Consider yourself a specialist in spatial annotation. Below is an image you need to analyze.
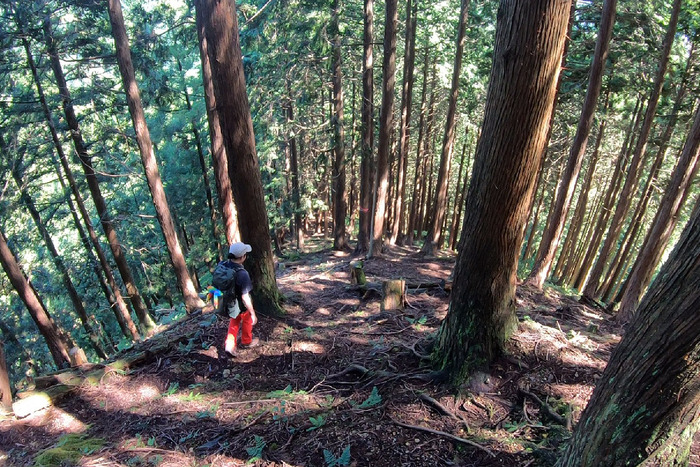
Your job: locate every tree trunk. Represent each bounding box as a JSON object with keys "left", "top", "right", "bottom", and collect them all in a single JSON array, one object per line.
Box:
[
  {"left": 526, "top": 0, "right": 616, "bottom": 288},
  {"left": 448, "top": 126, "right": 470, "bottom": 251},
  {"left": 286, "top": 90, "right": 304, "bottom": 252},
  {"left": 107, "top": 0, "right": 204, "bottom": 313},
  {"left": 0, "top": 230, "right": 73, "bottom": 369},
  {"left": 196, "top": 0, "right": 283, "bottom": 315},
  {"left": 421, "top": 0, "right": 470, "bottom": 256},
  {"left": 558, "top": 197, "right": 700, "bottom": 467},
  {"left": 406, "top": 47, "right": 432, "bottom": 245},
  {"left": 331, "top": 0, "right": 348, "bottom": 251},
  {"left": 582, "top": 0, "right": 681, "bottom": 301},
  {"left": 195, "top": 4, "right": 240, "bottom": 247},
  {"left": 34, "top": 23, "right": 140, "bottom": 340},
  {"left": 9, "top": 157, "right": 107, "bottom": 360},
  {"left": 356, "top": 0, "right": 375, "bottom": 254},
  {"left": 0, "top": 342, "right": 13, "bottom": 412},
  {"left": 573, "top": 98, "right": 644, "bottom": 291},
  {"left": 433, "top": 0, "right": 571, "bottom": 384},
  {"left": 368, "top": 0, "right": 398, "bottom": 257},
  {"left": 618, "top": 101, "right": 700, "bottom": 322},
  {"left": 389, "top": 0, "right": 417, "bottom": 245}
]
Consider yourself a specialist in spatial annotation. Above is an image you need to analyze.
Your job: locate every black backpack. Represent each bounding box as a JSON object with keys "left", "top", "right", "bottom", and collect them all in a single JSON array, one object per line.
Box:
[{"left": 211, "top": 260, "right": 244, "bottom": 318}]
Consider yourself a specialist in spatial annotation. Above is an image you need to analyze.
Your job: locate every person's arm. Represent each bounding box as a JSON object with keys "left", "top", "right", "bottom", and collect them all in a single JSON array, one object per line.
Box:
[{"left": 241, "top": 292, "right": 257, "bottom": 325}]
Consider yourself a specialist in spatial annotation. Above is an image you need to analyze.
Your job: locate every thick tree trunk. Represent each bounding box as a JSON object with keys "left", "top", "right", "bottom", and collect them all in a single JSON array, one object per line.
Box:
[
  {"left": 368, "top": 0, "right": 398, "bottom": 257},
  {"left": 582, "top": 0, "right": 681, "bottom": 301},
  {"left": 356, "top": 0, "right": 375, "bottom": 254},
  {"left": 195, "top": 5, "right": 239, "bottom": 247},
  {"left": 448, "top": 127, "right": 470, "bottom": 251},
  {"left": 331, "top": 0, "right": 348, "bottom": 251},
  {"left": 421, "top": 0, "right": 470, "bottom": 256},
  {"left": 33, "top": 24, "right": 140, "bottom": 340},
  {"left": 433, "top": 0, "right": 571, "bottom": 384},
  {"left": 527, "top": 0, "right": 616, "bottom": 288},
  {"left": 196, "top": 0, "right": 283, "bottom": 315},
  {"left": 0, "top": 230, "right": 73, "bottom": 369},
  {"left": 558, "top": 197, "right": 700, "bottom": 467},
  {"left": 107, "top": 0, "right": 204, "bottom": 313},
  {"left": 389, "top": 0, "right": 417, "bottom": 245}
]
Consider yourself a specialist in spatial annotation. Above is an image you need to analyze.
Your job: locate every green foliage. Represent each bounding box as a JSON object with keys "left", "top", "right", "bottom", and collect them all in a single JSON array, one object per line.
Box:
[
  {"left": 323, "top": 445, "right": 351, "bottom": 467},
  {"left": 354, "top": 386, "right": 382, "bottom": 409},
  {"left": 163, "top": 381, "right": 179, "bottom": 396},
  {"left": 245, "top": 435, "right": 266, "bottom": 462},
  {"left": 307, "top": 414, "right": 326, "bottom": 431}
]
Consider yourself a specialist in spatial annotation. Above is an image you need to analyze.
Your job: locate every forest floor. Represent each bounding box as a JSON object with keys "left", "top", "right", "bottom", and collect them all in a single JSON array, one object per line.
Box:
[{"left": 2, "top": 238, "right": 699, "bottom": 467}]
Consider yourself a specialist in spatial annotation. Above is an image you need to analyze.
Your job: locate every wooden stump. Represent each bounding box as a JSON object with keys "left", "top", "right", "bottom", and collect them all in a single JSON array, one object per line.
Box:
[
  {"left": 350, "top": 261, "right": 366, "bottom": 285},
  {"left": 382, "top": 280, "right": 405, "bottom": 311},
  {"left": 69, "top": 347, "right": 88, "bottom": 367}
]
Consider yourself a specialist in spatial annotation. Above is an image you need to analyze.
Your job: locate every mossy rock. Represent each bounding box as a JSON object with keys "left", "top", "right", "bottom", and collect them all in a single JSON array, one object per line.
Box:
[{"left": 34, "top": 433, "right": 105, "bottom": 466}]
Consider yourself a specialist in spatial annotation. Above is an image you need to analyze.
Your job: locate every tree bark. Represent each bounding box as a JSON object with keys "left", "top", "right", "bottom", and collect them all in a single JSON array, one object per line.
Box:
[
  {"left": 107, "top": 0, "right": 204, "bottom": 313},
  {"left": 582, "top": 0, "right": 681, "bottom": 301},
  {"left": 558, "top": 197, "right": 700, "bottom": 466},
  {"left": 34, "top": 22, "right": 140, "bottom": 340},
  {"left": 196, "top": 0, "right": 283, "bottom": 315},
  {"left": 421, "top": 0, "right": 470, "bottom": 256},
  {"left": 368, "top": 0, "right": 398, "bottom": 257},
  {"left": 433, "top": 0, "right": 571, "bottom": 384},
  {"left": 448, "top": 126, "right": 470, "bottom": 251},
  {"left": 389, "top": 0, "right": 417, "bottom": 245},
  {"left": 10, "top": 158, "right": 107, "bottom": 360},
  {"left": 331, "top": 0, "right": 348, "bottom": 251},
  {"left": 0, "top": 341, "right": 13, "bottom": 412},
  {"left": 526, "top": 0, "right": 616, "bottom": 288},
  {"left": 0, "top": 230, "right": 74, "bottom": 369},
  {"left": 356, "top": 0, "right": 375, "bottom": 254},
  {"left": 195, "top": 3, "right": 240, "bottom": 247},
  {"left": 44, "top": 17, "right": 155, "bottom": 334}
]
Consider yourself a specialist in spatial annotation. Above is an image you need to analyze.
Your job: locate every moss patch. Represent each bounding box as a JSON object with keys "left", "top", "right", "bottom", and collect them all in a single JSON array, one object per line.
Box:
[{"left": 34, "top": 433, "right": 105, "bottom": 466}]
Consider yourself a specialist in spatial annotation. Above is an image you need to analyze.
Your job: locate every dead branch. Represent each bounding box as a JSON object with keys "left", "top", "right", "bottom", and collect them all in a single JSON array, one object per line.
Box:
[
  {"left": 519, "top": 389, "right": 567, "bottom": 426},
  {"left": 418, "top": 393, "right": 470, "bottom": 432},
  {"left": 391, "top": 418, "right": 495, "bottom": 457}
]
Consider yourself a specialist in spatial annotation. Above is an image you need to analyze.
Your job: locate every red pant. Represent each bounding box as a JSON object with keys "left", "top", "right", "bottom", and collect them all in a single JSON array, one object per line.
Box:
[{"left": 225, "top": 311, "right": 254, "bottom": 352}]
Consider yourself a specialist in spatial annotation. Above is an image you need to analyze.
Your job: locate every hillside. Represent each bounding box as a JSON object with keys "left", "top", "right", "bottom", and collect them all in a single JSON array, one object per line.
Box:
[{"left": 0, "top": 244, "right": 673, "bottom": 466}]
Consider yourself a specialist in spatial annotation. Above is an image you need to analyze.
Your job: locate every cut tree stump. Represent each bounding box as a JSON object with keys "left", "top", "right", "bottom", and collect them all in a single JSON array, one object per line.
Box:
[
  {"left": 382, "top": 280, "right": 405, "bottom": 311},
  {"left": 350, "top": 260, "right": 366, "bottom": 285}
]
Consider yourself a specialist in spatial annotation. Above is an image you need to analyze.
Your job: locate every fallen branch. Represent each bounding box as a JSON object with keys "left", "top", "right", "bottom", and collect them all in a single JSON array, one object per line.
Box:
[
  {"left": 391, "top": 418, "right": 494, "bottom": 457},
  {"left": 519, "top": 389, "right": 567, "bottom": 426}
]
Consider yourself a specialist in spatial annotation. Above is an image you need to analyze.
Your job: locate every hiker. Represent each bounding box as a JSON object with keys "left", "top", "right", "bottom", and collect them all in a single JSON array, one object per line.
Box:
[{"left": 216, "top": 242, "right": 260, "bottom": 356}]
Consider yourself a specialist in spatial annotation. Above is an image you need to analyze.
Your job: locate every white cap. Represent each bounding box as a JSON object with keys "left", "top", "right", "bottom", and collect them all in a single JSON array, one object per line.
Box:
[{"left": 228, "top": 242, "right": 252, "bottom": 258}]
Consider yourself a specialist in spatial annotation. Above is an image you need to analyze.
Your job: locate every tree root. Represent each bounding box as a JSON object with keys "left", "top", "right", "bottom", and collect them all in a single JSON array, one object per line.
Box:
[
  {"left": 391, "top": 417, "right": 495, "bottom": 457},
  {"left": 418, "top": 393, "right": 470, "bottom": 432}
]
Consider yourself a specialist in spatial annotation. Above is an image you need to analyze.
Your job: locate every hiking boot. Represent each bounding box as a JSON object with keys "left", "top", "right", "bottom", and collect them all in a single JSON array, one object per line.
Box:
[
  {"left": 225, "top": 347, "right": 238, "bottom": 357},
  {"left": 240, "top": 338, "right": 260, "bottom": 349}
]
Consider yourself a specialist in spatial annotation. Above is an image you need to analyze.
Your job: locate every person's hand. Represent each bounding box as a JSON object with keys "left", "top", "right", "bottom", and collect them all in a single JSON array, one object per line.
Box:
[{"left": 250, "top": 310, "right": 258, "bottom": 325}]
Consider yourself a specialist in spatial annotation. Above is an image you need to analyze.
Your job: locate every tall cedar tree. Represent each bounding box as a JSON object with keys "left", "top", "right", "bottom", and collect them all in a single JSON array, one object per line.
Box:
[
  {"left": 421, "top": 0, "right": 470, "bottom": 255},
  {"left": 0, "top": 230, "right": 74, "bottom": 369},
  {"left": 195, "top": 0, "right": 283, "bottom": 315},
  {"left": 433, "top": 0, "right": 571, "bottom": 383},
  {"left": 369, "top": 0, "right": 398, "bottom": 257},
  {"left": 195, "top": 3, "right": 240, "bottom": 247},
  {"left": 35, "top": 19, "right": 140, "bottom": 340},
  {"left": 356, "top": 0, "right": 375, "bottom": 253},
  {"left": 43, "top": 16, "right": 154, "bottom": 335},
  {"left": 582, "top": 0, "right": 681, "bottom": 301},
  {"left": 559, "top": 196, "right": 700, "bottom": 466},
  {"left": 331, "top": 0, "right": 348, "bottom": 250},
  {"left": 107, "top": 0, "right": 204, "bottom": 313},
  {"left": 617, "top": 94, "right": 700, "bottom": 321},
  {"left": 388, "top": 0, "right": 417, "bottom": 245},
  {"left": 0, "top": 342, "right": 11, "bottom": 411},
  {"left": 526, "top": 0, "right": 617, "bottom": 288}
]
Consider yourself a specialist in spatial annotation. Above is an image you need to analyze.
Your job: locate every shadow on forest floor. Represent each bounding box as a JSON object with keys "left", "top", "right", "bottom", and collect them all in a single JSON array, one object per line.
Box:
[{"left": 1, "top": 239, "right": 698, "bottom": 466}]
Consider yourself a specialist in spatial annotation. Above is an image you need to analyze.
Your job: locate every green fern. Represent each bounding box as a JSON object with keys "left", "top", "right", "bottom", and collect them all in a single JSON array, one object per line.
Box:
[
  {"left": 323, "top": 445, "right": 351, "bottom": 467},
  {"left": 357, "top": 386, "right": 382, "bottom": 409}
]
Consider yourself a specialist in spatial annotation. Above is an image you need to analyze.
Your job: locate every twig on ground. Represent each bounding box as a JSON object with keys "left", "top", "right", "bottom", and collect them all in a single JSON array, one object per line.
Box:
[
  {"left": 326, "top": 363, "right": 370, "bottom": 380},
  {"left": 391, "top": 418, "right": 495, "bottom": 457}
]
